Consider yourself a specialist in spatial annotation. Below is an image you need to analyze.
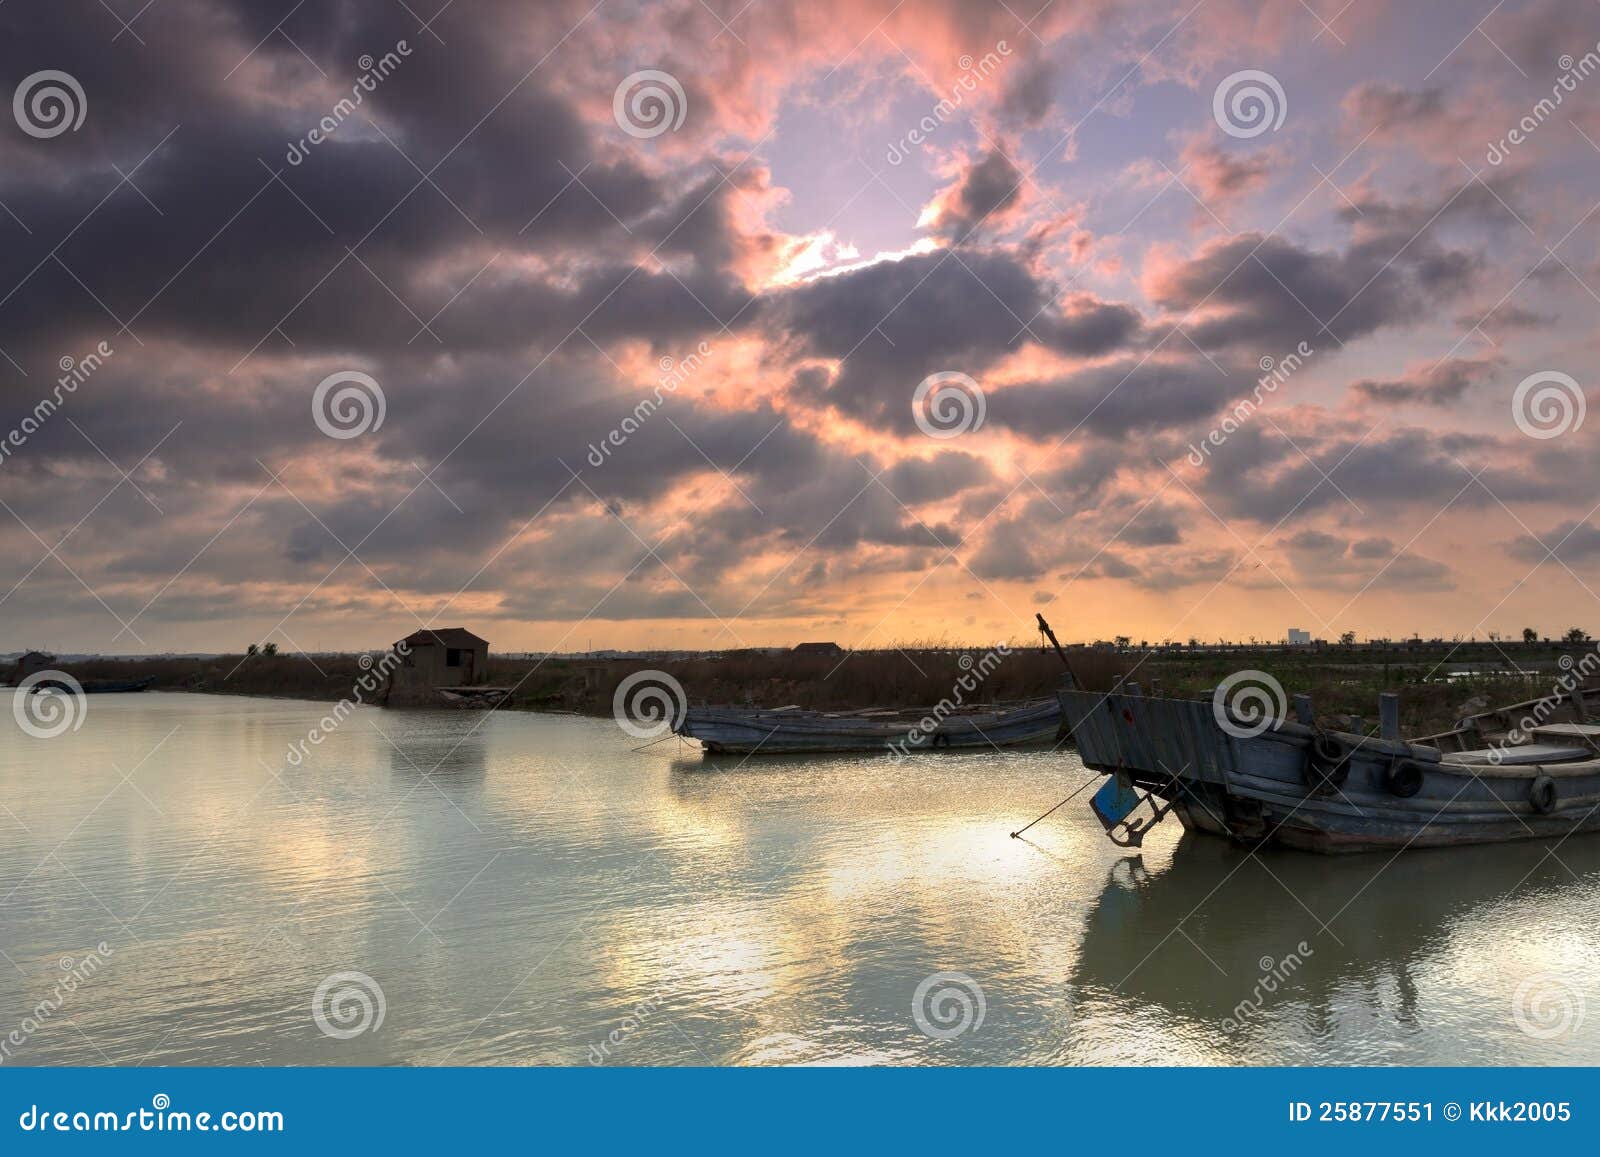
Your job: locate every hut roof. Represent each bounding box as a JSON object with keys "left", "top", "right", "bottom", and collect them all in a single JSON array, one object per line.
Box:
[{"left": 394, "top": 628, "right": 488, "bottom": 649}]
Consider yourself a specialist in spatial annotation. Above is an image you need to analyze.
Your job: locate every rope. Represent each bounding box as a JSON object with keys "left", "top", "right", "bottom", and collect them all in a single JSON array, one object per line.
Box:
[
  {"left": 1010, "top": 772, "right": 1102, "bottom": 838},
  {"left": 630, "top": 732, "right": 684, "bottom": 753}
]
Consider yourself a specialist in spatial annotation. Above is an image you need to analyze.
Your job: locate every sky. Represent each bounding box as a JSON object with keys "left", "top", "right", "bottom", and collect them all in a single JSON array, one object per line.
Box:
[{"left": 1, "top": 0, "right": 1598, "bottom": 655}]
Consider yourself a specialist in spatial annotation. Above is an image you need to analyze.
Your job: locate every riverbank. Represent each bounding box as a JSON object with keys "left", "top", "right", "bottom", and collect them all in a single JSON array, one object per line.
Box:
[
  {"left": 13, "top": 640, "right": 1592, "bottom": 736},
  {"left": 25, "top": 647, "right": 1112, "bottom": 715}
]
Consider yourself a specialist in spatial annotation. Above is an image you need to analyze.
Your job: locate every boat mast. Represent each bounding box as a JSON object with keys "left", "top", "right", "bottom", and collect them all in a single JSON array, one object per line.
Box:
[{"left": 1036, "top": 612, "right": 1078, "bottom": 690}]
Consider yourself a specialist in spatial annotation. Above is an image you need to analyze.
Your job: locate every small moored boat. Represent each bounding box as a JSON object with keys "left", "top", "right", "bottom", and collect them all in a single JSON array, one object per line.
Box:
[
  {"left": 676, "top": 697, "right": 1062, "bottom": 755},
  {"left": 26, "top": 675, "right": 156, "bottom": 694}
]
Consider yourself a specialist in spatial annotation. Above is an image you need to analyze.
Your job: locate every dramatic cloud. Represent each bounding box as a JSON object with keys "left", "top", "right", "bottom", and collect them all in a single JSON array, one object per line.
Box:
[
  {"left": 0, "top": 0, "right": 1594, "bottom": 652},
  {"left": 1352, "top": 356, "right": 1502, "bottom": 406}
]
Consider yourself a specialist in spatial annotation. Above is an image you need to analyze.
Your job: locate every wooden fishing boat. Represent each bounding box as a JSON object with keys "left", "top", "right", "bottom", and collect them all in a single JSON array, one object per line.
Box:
[
  {"left": 1057, "top": 683, "right": 1600, "bottom": 854},
  {"left": 676, "top": 697, "right": 1062, "bottom": 755}
]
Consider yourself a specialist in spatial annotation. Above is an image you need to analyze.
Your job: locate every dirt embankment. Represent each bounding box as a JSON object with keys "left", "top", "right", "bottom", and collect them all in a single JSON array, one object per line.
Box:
[
  {"left": 23, "top": 647, "right": 1108, "bottom": 715},
  {"left": 18, "top": 642, "right": 1587, "bottom": 736}
]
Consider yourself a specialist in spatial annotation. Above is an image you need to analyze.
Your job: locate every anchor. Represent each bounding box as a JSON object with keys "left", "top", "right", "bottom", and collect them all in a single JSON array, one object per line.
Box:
[{"left": 1089, "top": 766, "right": 1177, "bottom": 848}]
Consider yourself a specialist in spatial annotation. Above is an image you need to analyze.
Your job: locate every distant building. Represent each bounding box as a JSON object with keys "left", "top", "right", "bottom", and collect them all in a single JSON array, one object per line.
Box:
[
  {"left": 390, "top": 628, "right": 489, "bottom": 689},
  {"left": 9, "top": 651, "right": 56, "bottom": 683},
  {"left": 792, "top": 641, "right": 843, "bottom": 656},
  {"left": 1286, "top": 628, "right": 1312, "bottom": 646}
]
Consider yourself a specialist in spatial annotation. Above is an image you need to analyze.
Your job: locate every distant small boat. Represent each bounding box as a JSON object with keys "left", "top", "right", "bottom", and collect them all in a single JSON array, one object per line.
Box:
[
  {"left": 29, "top": 676, "right": 156, "bottom": 694},
  {"left": 7, "top": 651, "right": 155, "bottom": 694},
  {"left": 676, "top": 697, "right": 1062, "bottom": 755},
  {"left": 1058, "top": 683, "right": 1600, "bottom": 854}
]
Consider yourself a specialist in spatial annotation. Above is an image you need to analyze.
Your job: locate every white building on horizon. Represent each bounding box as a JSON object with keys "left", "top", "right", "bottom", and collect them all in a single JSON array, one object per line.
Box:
[{"left": 1286, "top": 628, "right": 1312, "bottom": 645}]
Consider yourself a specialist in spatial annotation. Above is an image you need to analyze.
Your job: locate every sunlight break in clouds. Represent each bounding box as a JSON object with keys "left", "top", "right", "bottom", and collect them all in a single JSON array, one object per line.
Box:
[{"left": 1, "top": 0, "right": 1598, "bottom": 653}]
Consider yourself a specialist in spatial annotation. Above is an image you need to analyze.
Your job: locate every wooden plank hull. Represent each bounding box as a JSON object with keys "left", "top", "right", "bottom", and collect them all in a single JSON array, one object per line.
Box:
[
  {"left": 678, "top": 698, "right": 1061, "bottom": 755},
  {"left": 1058, "top": 689, "right": 1600, "bottom": 853}
]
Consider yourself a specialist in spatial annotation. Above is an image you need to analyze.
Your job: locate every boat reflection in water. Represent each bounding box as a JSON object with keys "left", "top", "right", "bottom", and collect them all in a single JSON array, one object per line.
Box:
[{"left": 1064, "top": 832, "right": 1600, "bottom": 1064}]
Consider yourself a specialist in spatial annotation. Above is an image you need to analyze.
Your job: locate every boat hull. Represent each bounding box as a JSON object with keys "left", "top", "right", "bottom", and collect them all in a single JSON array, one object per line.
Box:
[
  {"left": 1058, "top": 689, "right": 1600, "bottom": 853},
  {"left": 678, "top": 699, "right": 1062, "bottom": 755}
]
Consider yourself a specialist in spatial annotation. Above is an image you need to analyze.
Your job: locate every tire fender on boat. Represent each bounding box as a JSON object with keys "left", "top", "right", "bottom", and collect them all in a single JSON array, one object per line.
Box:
[
  {"left": 1304, "top": 733, "right": 1349, "bottom": 793},
  {"left": 1385, "top": 758, "right": 1425, "bottom": 798},
  {"left": 1529, "top": 774, "right": 1560, "bottom": 815}
]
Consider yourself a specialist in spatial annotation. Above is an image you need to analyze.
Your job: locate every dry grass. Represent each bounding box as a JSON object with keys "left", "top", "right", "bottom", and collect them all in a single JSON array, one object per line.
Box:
[
  {"left": 40, "top": 653, "right": 386, "bottom": 702},
  {"left": 485, "top": 644, "right": 1128, "bottom": 714},
  {"left": 18, "top": 647, "right": 1106, "bottom": 713},
  {"left": 28, "top": 643, "right": 1558, "bottom": 735}
]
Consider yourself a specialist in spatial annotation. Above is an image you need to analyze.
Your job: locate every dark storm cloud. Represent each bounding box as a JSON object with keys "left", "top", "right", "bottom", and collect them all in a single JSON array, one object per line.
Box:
[
  {"left": 1455, "top": 303, "right": 1552, "bottom": 332},
  {"left": 998, "top": 55, "right": 1056, "bottom": 129},
  {"left": 1341, "top": 84, "right": 1452, "bottom": 134},
  {"left": 966, "top": 514, "right": 1046, "bottom": 581},
  {"left": 1151, "top": 231, "right": 1473, "bottom": 351},
  {"left": 1351, "top": 356, "right": 1501, "bottom": 406},
  {"left": 1149, "top": 175, "right": 1515, "bottom": 352},
  {"left": 1280, "top": 527, "right": 1454, "bottom": 593},
  {"left": 882, "top": 452, "right": 994, "bottom": 504},
  {"left": 0, "top": 0, "right": 728, "bottom": 385},
  {"left": 1506, "top": 521, "right": 1600, "bottom": 566},
  {"left": 1194, "top": 424, "right": 1556, "bottom": 526},
  {"left": 1118, "top": 506, "right": 1182, "bottom": 546},
  {"left": 932, "top": 148, "right": 1024, "bottom": 237},
  {"left": 0, "top": 0, "right": 775, "bottom": 586},
  {"left": 985, "top": 357, "right": 1233, "bottom": 439},
  {"left": 771, "top": 248, "right": 1141, "bottom": 433}
]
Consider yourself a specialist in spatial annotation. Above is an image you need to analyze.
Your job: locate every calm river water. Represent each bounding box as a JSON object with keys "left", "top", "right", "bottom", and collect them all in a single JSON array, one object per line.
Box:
[{"left": 3, "top": 691, "right": 1598, "bottom": 1066}]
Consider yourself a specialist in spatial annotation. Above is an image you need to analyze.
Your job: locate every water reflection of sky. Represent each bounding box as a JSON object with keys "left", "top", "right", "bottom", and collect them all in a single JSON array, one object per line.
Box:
[{"left": 2, "top": 692, "right": 1597, "bottom": 1066}]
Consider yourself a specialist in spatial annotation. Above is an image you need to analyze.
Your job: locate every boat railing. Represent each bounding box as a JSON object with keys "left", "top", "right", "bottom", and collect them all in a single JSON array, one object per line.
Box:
[{"left": 1414, "top": 682, "right": 1600, "bottom": 751}]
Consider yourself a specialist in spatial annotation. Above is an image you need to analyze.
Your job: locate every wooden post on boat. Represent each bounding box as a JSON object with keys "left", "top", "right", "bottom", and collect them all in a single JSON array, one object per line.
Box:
[
  {"left": 1379, "top": 692, "right": 1401, "bottom": 741},
  {"left": 1036, "top": 613, "right": 1078, "bottom": 689}
]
